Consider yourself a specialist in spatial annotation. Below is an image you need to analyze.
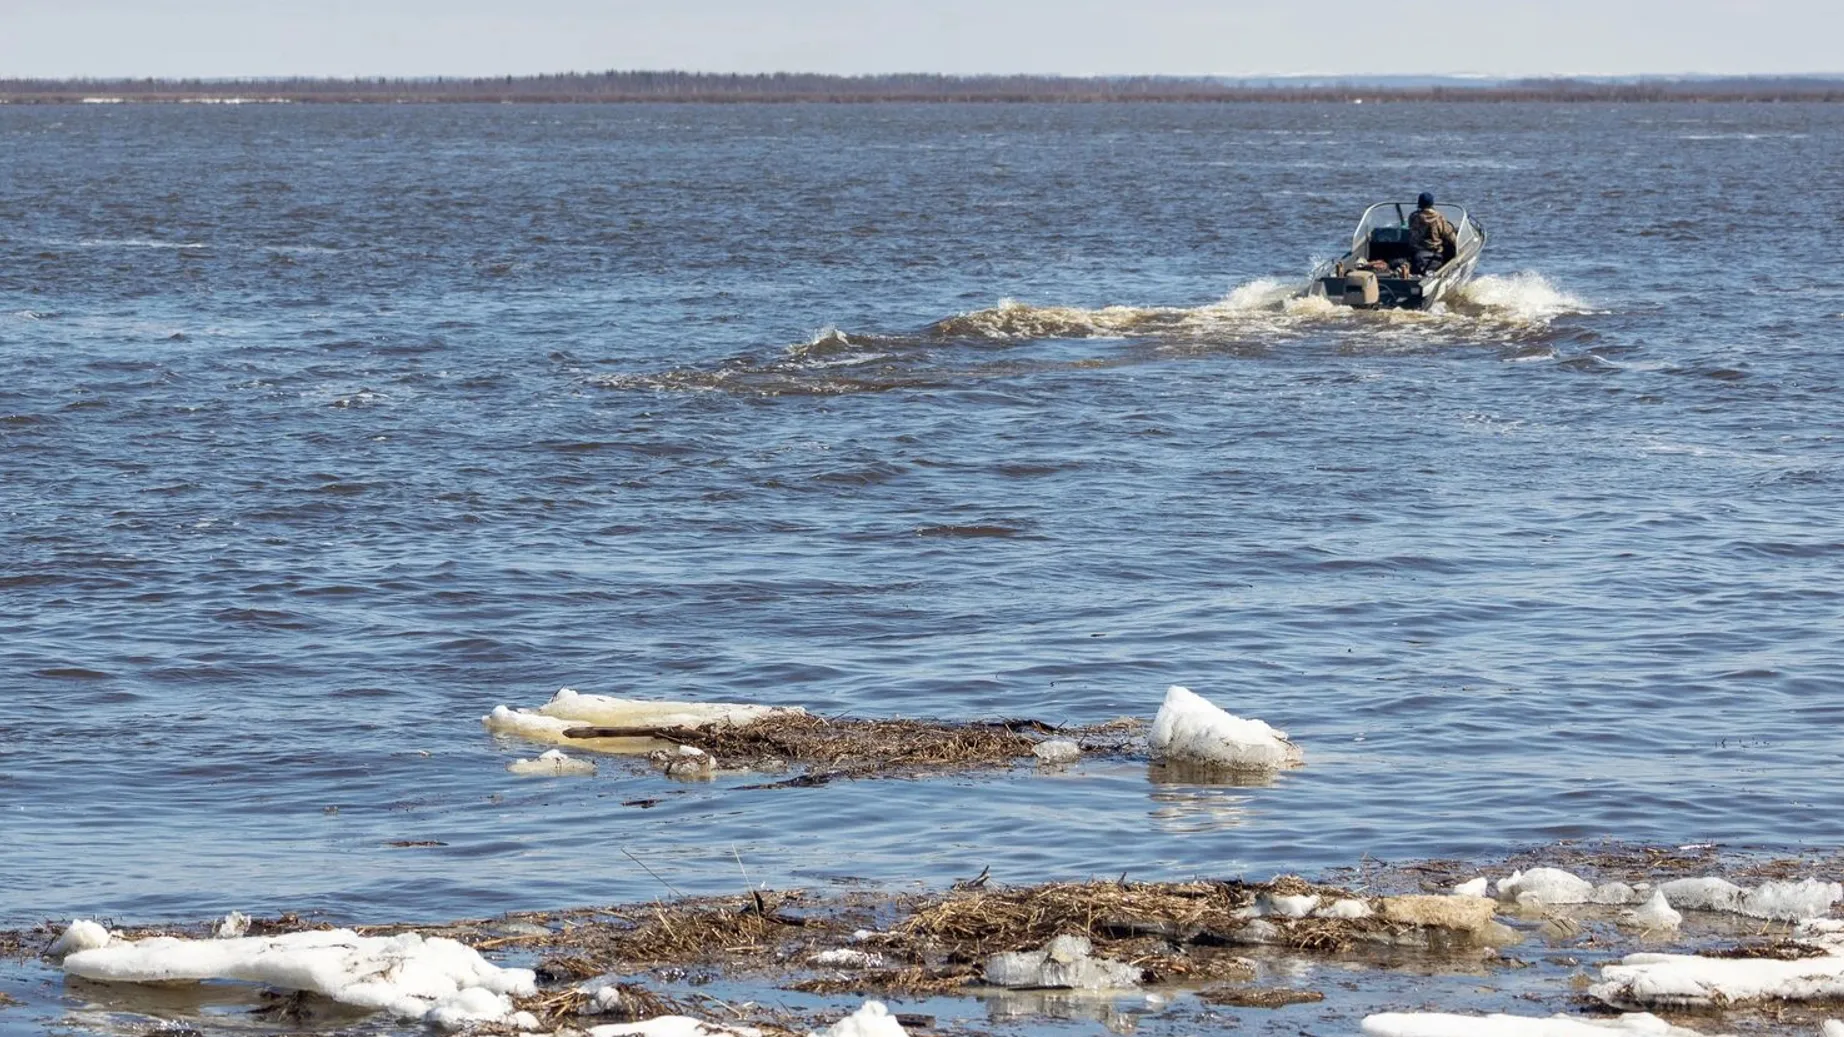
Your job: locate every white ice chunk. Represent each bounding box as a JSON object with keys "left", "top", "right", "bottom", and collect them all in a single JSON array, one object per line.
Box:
[
  {"left": 1593, "top": 883, "right": 1642, "bottom": 906},
  {"left": 1592, "top": 950, "right": 1844, "bottom": 1008},
  {"left": 985, "top": 935, "right": 1140, "bottom": 990},
  {"left": 48, "top": 920, "right": 114, "bottom": 959},
  {"left": 1498, "top": 868, "right": 1593, "bottom": 905},
  {"left": 1625, "top": 891, "right": 1682, "bottom": 930},
  {"left": 1822, "top": 1021, "right": 1844, "bottom": 1037},
  {"left": 811, "top": 1001, "right": 910, "bottom": 1037},
  {"left": 591, "top": 1018, "right": 762, "bottom": 1037},
  {"left": 1364, "top": 1011, "right": 1721, "bottom": 1037},
  {"left": 1655, "top": 878, "right": 1746, "bottom": 913},
  {"left": 216, "top": 912, "right": 251, "bottom": 939},
  {"left": 811, "top": 949, "right": 885, "bottom": 969},
  {"left": 1261, "top": 894, "right": 1319, "bottom": 918},
  {"left": 1316, "top": 898, "right": 1374, "bottom": 920},
  {"left": 1740, "top": 880, "right": 1843, "bottom": 922},
  {"left": 507, "top": 749, "right": 598, "bottom": 777},
  {"left": 1148, "top": 685, "right": 1301, "bottom": 772},
  {"left": 539, "top": 688, "right": 801, "bottom": 730},
  {"left": 1032, "top": 739, "right": 1081, "bottom": 764},
  {"left": 483, "top": 689, "right": 804, "bottom": 753},
  {"left": 62, "top": 928, "right": 537, "bottom": 1029},
  {"left": 1454, "top": 878, "right": 1490, "bottom": 898},
  {"left": 483, "top": 704, "right": 584, "bottom": 740}
]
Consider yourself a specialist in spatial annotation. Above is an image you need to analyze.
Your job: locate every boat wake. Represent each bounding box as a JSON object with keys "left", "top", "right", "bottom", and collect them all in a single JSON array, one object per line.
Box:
[{"left": 593, "top": 272, "right": 1592, "bottom": 395}]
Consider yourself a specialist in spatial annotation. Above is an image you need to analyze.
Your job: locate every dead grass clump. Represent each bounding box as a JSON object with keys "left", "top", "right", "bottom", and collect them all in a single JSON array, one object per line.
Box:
[
  {"left": 896, "top": 880, "right": 1256, "bottom": 956},
  {"left": 0, "top": 992, "right": 23, "bottom": 1008},
  {"left": 786, "top": 965, "right": 979, "bottom": 997},
  {"left": 1198, "top": 986, "right": 1326, "bottom": 1008},
  {"left": 566, "top": 713, "right": 1139, "bottom": 777},
  {"left": 652, "top": 715, "right": 1040, "bottom": 771},
  {"left": 517, "top": 982, "right": 680, "bottom": 1029},
  {"left": 1703, "top": 942, "right": 1830, "bottom": 961},
  {"left": 497, "top": 892, "right": 843, "bottom": 976},
  {"left": 1133, "top": 951, "right": 1256, "bottom": 984}
]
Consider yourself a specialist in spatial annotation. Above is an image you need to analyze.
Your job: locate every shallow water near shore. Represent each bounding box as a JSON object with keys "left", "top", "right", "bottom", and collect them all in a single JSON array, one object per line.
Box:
[{"left": 2, "top": 100, "right": 1843, "bottom": 1033}]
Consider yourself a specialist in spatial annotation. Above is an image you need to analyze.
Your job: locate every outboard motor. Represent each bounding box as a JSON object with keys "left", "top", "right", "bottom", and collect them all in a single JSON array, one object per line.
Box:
[{"left": 1343, "top": 270, "right": 1379, "bottom": 308}]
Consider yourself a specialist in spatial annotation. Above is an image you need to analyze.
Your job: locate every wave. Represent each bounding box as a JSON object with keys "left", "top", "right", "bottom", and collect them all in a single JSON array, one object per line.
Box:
[{"left": 597, "top": 270, "right": 1591, "bottom": 395}]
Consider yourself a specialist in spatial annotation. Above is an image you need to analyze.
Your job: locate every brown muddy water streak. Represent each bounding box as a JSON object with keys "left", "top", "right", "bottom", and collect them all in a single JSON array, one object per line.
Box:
[{"left": 1, "top": 103, "right": 1841, "bottom": 936}]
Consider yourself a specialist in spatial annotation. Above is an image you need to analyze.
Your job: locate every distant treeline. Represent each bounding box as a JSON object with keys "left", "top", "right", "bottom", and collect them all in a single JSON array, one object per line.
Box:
[{"left": 5, "top": 71, "right": 1844, "bottom": 103}]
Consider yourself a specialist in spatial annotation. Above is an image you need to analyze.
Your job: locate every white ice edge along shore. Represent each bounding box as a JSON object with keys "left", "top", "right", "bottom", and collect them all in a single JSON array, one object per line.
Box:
[
  {"left": 52, "top": 919, "right": 907, "bottom": 1035},
  {"left": 55, "top": 924, "right": 541, "bottom": 1030}
]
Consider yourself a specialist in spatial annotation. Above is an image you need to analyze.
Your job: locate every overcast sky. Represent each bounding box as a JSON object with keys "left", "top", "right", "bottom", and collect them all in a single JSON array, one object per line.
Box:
[{"left": 4, "top": 0, "right": 1839, "bottom": 79}]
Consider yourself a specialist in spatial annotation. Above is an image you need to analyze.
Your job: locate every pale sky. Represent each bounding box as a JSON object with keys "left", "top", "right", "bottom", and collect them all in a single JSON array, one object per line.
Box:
[{"left": 2, "top": 0, "right": 1838, "bottom": 80}]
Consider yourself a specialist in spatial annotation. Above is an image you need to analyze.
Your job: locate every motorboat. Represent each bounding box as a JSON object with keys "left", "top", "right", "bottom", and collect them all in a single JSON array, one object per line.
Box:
[{"left": 1308, "top": 202, "right": 1487, "bottom": 310}]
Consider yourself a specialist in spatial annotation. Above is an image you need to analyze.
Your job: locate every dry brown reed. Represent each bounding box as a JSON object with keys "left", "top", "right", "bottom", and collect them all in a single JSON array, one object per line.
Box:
[{"left": 566, "top": 713, "right": 1141, "bottom": 777}]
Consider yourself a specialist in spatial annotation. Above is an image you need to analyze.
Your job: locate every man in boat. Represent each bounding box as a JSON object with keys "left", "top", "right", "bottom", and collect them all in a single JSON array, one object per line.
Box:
[{"left": 1408, "top": 192, "right": 1458, "bottom": 275}]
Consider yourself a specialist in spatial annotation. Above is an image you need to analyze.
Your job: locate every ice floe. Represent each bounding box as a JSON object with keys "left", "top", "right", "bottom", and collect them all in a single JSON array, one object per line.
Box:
[
  {"left": 985, "top": 934, "right": 1141, "bottom": 990},
  {"left": 55, "top": 922, "right": 538, "bottom": 1030},
  {"left": 1592, "top": 882, "right": 1645, "bottom": 906},
  {"left": 1654, "top": 877, "right": 1747, "bottom": 913},
  {"left": 1622, "top": 890, "right": 1682, "bottom": 930},
  {"left": 1032, "top": 738, "right": 1081, "bottom": 764},
  {"left": 1497, "top": 867, "right": 1594, "bottom": 906},
  {"left": 1316, "top": 898, "right": 1374, "bottom": 920},
  {"left": 1148, "top": 685, "right": 1301, "bottom": 772},
  {"left": 810, "top": 1001, "right": 910, "bottom": 1037},
  {"left": 215, "top": 911, "right": 251, "bottom": 938},
  {"left": 1453, "top": 877, "right": 1490, "bottom": 898},
  {"left": 811, "top": 948, "right": 886, "bottom": 968},
  {"left": 1591, "top": 949, "right": 1844, "bottom": 1008},
  {"left": 507, "top": 749, "right": 599, "bottom": 777},
  {"left": 1473, "top": 869, "right": 1837, "bottom": 921},
  {"left": 589, "top": 1018, "right": 761, "bottom": 1037},
  {"left": 47, "top": 920, "right": 114, "bottom": 958},
  {"left": 1364, "top": 1011, "right": 1722, "bottom": 1037},
  {"left": 484, "top": 688, "right": 805, "bottom": 751}
]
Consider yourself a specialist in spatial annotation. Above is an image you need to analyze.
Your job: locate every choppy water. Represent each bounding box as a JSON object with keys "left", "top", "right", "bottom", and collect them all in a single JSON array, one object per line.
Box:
[{"left": 3, "top": 102, "right": 1842, "bottom": 936}]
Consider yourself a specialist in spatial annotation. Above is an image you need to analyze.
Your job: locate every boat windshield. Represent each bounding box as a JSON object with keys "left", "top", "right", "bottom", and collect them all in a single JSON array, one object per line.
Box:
[{"left": 1352, "top": 202, "right": 1480, "bottom": 253}]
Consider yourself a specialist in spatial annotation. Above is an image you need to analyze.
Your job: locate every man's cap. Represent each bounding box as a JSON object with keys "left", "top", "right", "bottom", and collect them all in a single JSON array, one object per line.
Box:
[{"left": 1418, "top": 192, "right": 1435, "bottom": 208}]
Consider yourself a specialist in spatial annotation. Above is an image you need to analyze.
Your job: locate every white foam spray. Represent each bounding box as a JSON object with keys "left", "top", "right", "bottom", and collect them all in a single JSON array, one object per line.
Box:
[{"left": 1447, "top": 272, "right": 1588, "bottom": 322}]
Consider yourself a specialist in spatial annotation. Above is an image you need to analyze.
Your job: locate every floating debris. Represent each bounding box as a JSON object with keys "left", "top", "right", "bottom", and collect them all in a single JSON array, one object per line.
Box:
[
  {"left": 1148, "top": 685, "right": 1302, "bottom": 773},
  {"left": 487, "top": 688, "right": 1129, "bottom": 779},
  {"left": 1197, "top": 985, "right": 1325, "bottom": 1008}
]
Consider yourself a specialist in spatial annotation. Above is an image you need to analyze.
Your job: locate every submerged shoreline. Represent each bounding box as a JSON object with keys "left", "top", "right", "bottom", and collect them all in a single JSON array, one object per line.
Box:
[{"left": 7, "top": 842, "right": 1844, "bottom": 1036}]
